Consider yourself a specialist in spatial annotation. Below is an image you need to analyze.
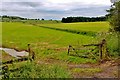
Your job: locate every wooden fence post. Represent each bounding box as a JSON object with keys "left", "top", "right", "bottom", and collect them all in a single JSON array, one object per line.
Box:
[
  {"left": 99, "top": 39, "right": 108, "bottom": 61},
  {"left": 27, "top": 44, "right": 35, "bottom": 61},
  {"left": 28, "top": 44, "right": 31, "bottom": 60},
  {"left": 68, "top": 45, "right": 71, "bottom": 55},
  {"left": 99, "top": 43, "right": 103, "bottom": 60},
  {"left": 102, "top": 39, "right": 108, "bottom": 60}
]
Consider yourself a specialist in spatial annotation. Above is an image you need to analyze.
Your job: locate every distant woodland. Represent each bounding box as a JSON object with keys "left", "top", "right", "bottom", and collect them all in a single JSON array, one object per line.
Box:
[{"left": 61, "top": 16, "right": 107, "bottom": 23}]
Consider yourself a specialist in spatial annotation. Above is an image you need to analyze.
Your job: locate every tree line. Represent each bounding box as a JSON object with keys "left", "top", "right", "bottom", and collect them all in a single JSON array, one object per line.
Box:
[
  {"left": 0, "top": 15, "right": 28, "bottom": 20},
  {"left": 0, "top": 15, "right": 45, "bottom": 22},
  {"left": 61, "top": 16, "right": 107, "bottom": 23}
]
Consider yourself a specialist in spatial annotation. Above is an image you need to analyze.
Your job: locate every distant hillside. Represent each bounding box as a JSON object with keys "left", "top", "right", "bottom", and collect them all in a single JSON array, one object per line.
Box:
[
  {"left": 0, "top": 15, "right": 28, "bottom": 22},
  {"left": 0, "top": 15, "right": 61, "bottom": 24}
]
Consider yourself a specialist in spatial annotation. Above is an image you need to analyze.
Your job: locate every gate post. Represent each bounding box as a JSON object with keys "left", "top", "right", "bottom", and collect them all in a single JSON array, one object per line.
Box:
[
  {"left": 99, "top": 39, "right": 108, "bottom": 61},
  {"left": 99, "top": 43, "right": 103, "bottom": 60}
]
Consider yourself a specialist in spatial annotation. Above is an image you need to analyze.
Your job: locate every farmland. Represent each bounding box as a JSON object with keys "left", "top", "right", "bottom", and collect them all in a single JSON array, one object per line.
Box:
[
  {"left": 2, "top": 22, "right": 101, "bottom": 49},
  {"left": 38, "top": 22, "right": 109, "bottom": 33},
  {"left": 1, "top": 21, "right": 119, "bottom": 78}
]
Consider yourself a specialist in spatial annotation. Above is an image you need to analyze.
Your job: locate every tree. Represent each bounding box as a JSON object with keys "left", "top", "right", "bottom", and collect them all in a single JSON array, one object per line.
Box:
[
  {"left": 41, "top": 18, "right": 44, "bottom": 20},
  {"left": 107, "top": 1, "right": 120, "bottom": 57},
  {"left": 107, "top": 1, "right": 120, "bottom": 32},
  {"left": 61, "top": 17, "right": 66, "bottom": 23}
]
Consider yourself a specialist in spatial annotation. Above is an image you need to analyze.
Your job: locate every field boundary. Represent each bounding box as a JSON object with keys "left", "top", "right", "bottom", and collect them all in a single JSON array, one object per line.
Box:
[
  {"left": 68, "top": 39, "right": 110, "bottom": 61},
  {"left": 38, "top": 25, "right": 97, "bottom": 37},
  {"left": 28, "top": 22, "right": 97, "bottom": 37}
]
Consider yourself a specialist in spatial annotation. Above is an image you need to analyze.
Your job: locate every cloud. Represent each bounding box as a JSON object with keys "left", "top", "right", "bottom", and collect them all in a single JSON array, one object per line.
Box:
[
  {"left": 1, "top": 0, "right": 111, "bottom": 20},
  {"left": 110, "top": 0, "right": 120, "bottom": 3}
]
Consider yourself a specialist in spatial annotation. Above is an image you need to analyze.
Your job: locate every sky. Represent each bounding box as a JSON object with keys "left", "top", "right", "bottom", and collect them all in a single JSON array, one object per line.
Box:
[
  {"left": 110, "top": 0, "right": 120, "bottom": 3},
  {"left": 0, "top": 0, "right": 112, "bottom": 20}
]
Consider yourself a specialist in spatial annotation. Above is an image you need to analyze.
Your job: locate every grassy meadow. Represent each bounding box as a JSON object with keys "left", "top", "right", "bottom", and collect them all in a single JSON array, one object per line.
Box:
[
  {"left": 38, "top": 22, "right": 109, "bottom": 33},
  {"left": 1, "top": 21, "right": 118, "bottom": 78},
  {"left": 2, "top": 22, "right": 98, "bottom": 49},
  {"left": 2, "top": 22, "right": 99, "bottom": 63}
]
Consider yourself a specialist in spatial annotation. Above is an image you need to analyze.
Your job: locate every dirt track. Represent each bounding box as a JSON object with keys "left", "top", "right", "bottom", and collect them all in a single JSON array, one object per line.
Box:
[
  {"left": 38, "top": 58, "right": 119, "bottom": 78},
  {"left": 68, "top": 60, "right": 119, "bottom": 78}
]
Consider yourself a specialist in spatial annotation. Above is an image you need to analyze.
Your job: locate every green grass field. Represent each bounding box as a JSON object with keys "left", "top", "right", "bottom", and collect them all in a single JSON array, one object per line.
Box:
[
  {"left": 2, "top": 21, "right": 118, "bottom": 78},
  {"left": 38, "top": 22, "right": 109, "bottom": 33},
  {"left": 2, "top": 22, "right": 99, "bottom": 50},
  {"left": 2, "top": 22, "right": 99, "bottom": 63}
]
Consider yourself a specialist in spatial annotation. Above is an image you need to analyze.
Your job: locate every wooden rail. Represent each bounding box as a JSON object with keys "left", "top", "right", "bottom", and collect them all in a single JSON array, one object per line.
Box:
[
  {"left": 2, "top": 57, "right": 29, "bottom": 65},
  {"left": 68, "top": 39, "right": 110, "bottom": 61}
]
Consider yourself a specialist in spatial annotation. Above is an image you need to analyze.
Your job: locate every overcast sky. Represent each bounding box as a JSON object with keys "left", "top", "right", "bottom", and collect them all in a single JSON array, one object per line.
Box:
[{"left": 1, "top": 0, "right": 112, "bottom": 20}]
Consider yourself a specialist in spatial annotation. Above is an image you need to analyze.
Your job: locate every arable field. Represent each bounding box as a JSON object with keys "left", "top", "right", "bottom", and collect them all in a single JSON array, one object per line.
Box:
[
  {"left": 38, "top": 22, "right": 109, "bottom": 33},
  {"left": 1, "top": 21, "right": 118, "bottom": 78}
]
